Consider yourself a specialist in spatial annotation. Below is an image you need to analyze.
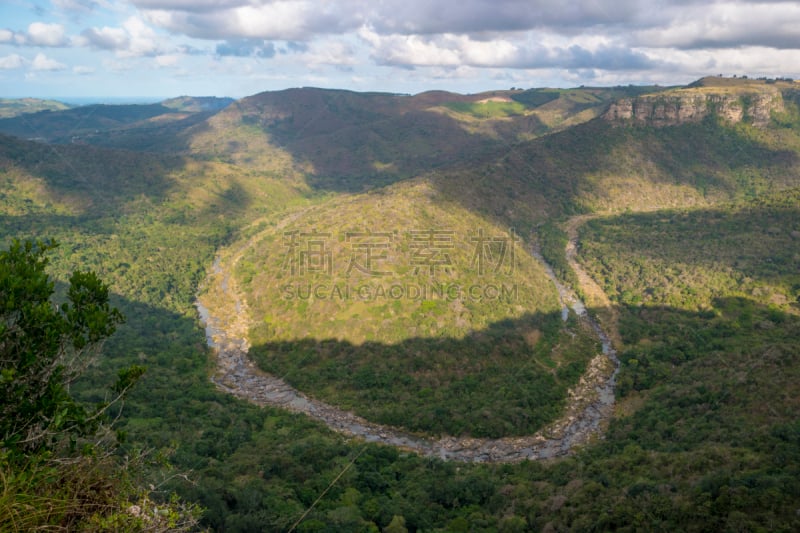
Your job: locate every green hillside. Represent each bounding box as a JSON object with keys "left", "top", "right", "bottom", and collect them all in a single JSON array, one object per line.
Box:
[
  {"left": 182, "top": 85, "right": 654, "bottom": 192},
  {"left": 429, "top": 89, "right": 800, "bottom": 234},
  {"left": 0, "top": 97, "right": 231, "bottom": 150},
  {"left": 0, "top": 97, "right": 71, "bottom": 118},
  {"left": 206, "top": 180, "right": 599, "bottom": 438}
]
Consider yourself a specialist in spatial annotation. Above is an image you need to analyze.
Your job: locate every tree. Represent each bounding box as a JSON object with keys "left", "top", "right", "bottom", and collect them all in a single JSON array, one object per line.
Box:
[
  {"left": 0, "top": 238, "right": 200, "bottom": 530},
  {"left": 0, "top": 238, "right": 136, "bottom": 452}
]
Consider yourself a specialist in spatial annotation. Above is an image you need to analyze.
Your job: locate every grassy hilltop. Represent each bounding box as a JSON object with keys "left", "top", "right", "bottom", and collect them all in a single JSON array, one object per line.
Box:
[{"left": 217, "top": 179, "right": 599, "bottom": 438}]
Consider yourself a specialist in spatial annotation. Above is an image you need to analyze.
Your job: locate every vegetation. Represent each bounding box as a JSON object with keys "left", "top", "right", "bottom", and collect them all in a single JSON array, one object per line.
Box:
[
  {"left": 208, "top": 180, "right": 600, "bottom": 438},
  {"left": 443, "top": 99, "right": 528, "bottom": 118},
  {"left": 578, "top": 191, "right": 800, "bottom": 311},
  {"left": 0, "top": 98, "right": 71, "bottom": 119},
  {"left": 0, "top": 77, "right": 798, "bottom": 530},
  {"left": 0, "top": 239, "right": 198, "bottom": 531}
]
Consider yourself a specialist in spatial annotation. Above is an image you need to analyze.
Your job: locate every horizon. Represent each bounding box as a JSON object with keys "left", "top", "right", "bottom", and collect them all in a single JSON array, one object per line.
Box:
[
  {"left": 2, "top": 76, "right": 762, "bottom": 106},
  {"left": 3, "top": 1, "right": 800, "bottom": 99}
]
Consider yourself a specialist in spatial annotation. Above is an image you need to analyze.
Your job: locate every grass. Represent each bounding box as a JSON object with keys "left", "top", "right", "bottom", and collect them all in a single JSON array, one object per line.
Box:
[
  {"left": 206, "top": 179, "right": 609, "bottom": 437},
  {"left": 0, "top": 98, "right": 71, "bottom": 119},
  {"left": 443, "top": 100, "right": 528, "bottom": 118}
]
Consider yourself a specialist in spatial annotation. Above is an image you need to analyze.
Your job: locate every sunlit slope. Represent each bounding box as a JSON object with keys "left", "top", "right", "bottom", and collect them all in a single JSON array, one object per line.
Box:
[
  {"left": 430, "top": 87, "right": 800, "bottom": 231},
  {"left": 0, "top": 133, "right": 310, "bottom": 309},
  {"left": 237, "top": 180, "right": 558, "bottom": 344},
  {"left": 0, "top": 97, "right": 71, "bottom": 118},
  {"left": 214, "top": 180, "right": 603, "bottom": 437}
]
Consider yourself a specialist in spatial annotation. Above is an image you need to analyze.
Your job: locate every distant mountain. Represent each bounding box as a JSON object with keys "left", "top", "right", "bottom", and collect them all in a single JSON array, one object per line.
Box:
[
  {"left": 0, "top": 96, "right": 232, "bottom": 149},
  {"left": 161, "top": 95, "right": 234, "bottom": 112},
  {"left": 0, "top": 97, "right": 72, "bottom": 119},
  {"left": 181, "top": 85, "right": 655, "bottom": 191}
]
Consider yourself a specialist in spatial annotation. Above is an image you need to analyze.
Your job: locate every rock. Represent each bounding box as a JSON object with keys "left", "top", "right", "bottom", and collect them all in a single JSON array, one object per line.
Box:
[{"left": 604, "top": 88, "right": 784, "bottom": 128}]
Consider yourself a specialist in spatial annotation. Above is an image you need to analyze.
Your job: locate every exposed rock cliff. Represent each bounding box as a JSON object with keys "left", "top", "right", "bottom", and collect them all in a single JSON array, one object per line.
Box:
[{"left": 604, "top": 87, "right": 784, "bottom": 127}]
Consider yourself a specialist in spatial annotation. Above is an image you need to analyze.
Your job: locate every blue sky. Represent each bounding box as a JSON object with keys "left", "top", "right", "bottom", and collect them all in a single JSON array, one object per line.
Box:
[{"left": 2, "top": 0, "right": 800, "bottom": 100}]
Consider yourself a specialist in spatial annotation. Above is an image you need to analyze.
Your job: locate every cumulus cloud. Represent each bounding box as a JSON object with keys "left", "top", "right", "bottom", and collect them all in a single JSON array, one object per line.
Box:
[
  {"left": 360, "top": 28, "right": 657, "bottom": 71},
  {"left": 31, "top": 53, "right": 67, "bottom": 71},
  {"left": 132, "top": 0, "right": 655, "bottom": 39},
  {"left": 139, "top": 1, "right": 355, "bottom": 41},
  {"left": 633, "top": 2, "right": 800, "bottom": 50},
  {"left": 0, "top": 22, "right": 70, "bottom": 47},
  {"left": 81, "top": 26, "right": 128, "bottom": 50},
  {"left": 361, "top": 0, "right": 648, "bottom": 35},
  {"left": 300, "top": 39, "right": 357, "bottom": 67},
  {"left": 0, "top": 54, "right": 26, "bottom": 69},
  {"left": 5, "top": 0, "right": 800, "bottom": 89},
  {"left": 82, "top": 16, "right": 162, "bottom": 57},
  {"left": 27, "top": 22, "right": 69, "bottom": 46},
  {"left": 121, "top": 0, "right": 800, "bottom": 77}
]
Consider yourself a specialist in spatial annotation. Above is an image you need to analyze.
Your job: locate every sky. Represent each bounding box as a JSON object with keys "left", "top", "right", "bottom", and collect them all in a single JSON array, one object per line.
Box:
[{"left": 1, "top": 0, "right": 800, "bottom": 100}]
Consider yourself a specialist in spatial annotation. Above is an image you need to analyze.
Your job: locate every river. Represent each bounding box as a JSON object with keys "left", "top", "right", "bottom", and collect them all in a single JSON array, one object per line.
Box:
[{"left": 195, "top": 219, "right": 619, "bottom": 462}]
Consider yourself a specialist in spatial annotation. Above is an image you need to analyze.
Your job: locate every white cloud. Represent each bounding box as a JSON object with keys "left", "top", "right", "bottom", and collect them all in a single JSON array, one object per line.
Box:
[
  {"left": 155, "top": 54, "right": 179, "bottom": 66},
  {"left": 82, "top": 16, "right": 162, "bottom": 57},
  {"left": 82, "top": 25, "right": 128, "bottom": 50},
  {"left": 359, "top": 28, "right": 656, "bottom": 71},
  {"left": 300, "top": 39, "right": 358, "bottom": 67},
  {"left": 122, "top": 16, "right": 161, "bottom": 56},
  {"left": 30, "top": 53, "right": 67, "bottom": 71},
  {"left": 27, "top": 22, "right": 69, "bottom": 47},
  {"left": 128, "top": 0, "right": 796, "bottom": 78},
  {"left": 4, "top": 0, "right": 800, "bottom": 94},
  {"left": 73, "top": 65, "right": 95, "bottom": 74},
  {"left": 141, "top": 1, "right": 355, "bottom": 41},
  {"left": 633, "top": 2, "right": 800, "bottom": 50},
  {"left": 0, "top": 54, "right": 26, "bottom": 69}
]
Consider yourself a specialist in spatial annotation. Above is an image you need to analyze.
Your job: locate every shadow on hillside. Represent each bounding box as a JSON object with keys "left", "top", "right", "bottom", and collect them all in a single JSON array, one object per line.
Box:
[
  {"left": 0, "top": 133, "right": 184, "bottom": 216},
  {"left": 76, "top": 285, "right": 800, "bottom": 532},
  {"left": 212, "top": 86, "right": 672, "bottom": 194},
  {"left": 426, "top": 116, "right": 800, "bottom": 232},
  {"left": 177, "top": 88, "right": 562, "bottom": 193},
  {"left": 70, "top": 288, "right": 271, "bottom": 450},
  {"left": 577, "top": 202, "right": 800, "bottom": 303},
  {"left": 190, "top": 88, "right": 800, "bottom": 216},
  {"left": 0, "top": 104, "right": 176, "bottom": 142},
  {"left": 244, "top": 307, "right": 599, "bottom": 439}
]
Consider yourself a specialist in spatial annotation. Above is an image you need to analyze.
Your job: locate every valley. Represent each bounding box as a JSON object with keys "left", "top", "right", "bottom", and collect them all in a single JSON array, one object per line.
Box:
[{"left": 1, "top": 77, "right": 799, "bottom": 530}]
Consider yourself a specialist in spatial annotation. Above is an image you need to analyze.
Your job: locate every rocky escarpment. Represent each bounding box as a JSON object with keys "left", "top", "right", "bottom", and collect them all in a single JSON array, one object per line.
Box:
[{"left": 604, "top": 88, "right": 784, "bottom": 127}]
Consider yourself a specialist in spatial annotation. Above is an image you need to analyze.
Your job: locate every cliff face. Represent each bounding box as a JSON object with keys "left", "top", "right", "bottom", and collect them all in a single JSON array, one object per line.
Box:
[{"left": 604, "top": 89, "right": 784, "bottom": 127}]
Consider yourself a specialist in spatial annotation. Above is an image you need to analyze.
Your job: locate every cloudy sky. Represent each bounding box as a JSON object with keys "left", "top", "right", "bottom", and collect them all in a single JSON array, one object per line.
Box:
[{"left": 1, "top": 0, "right": 800, "bottom": 100}]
